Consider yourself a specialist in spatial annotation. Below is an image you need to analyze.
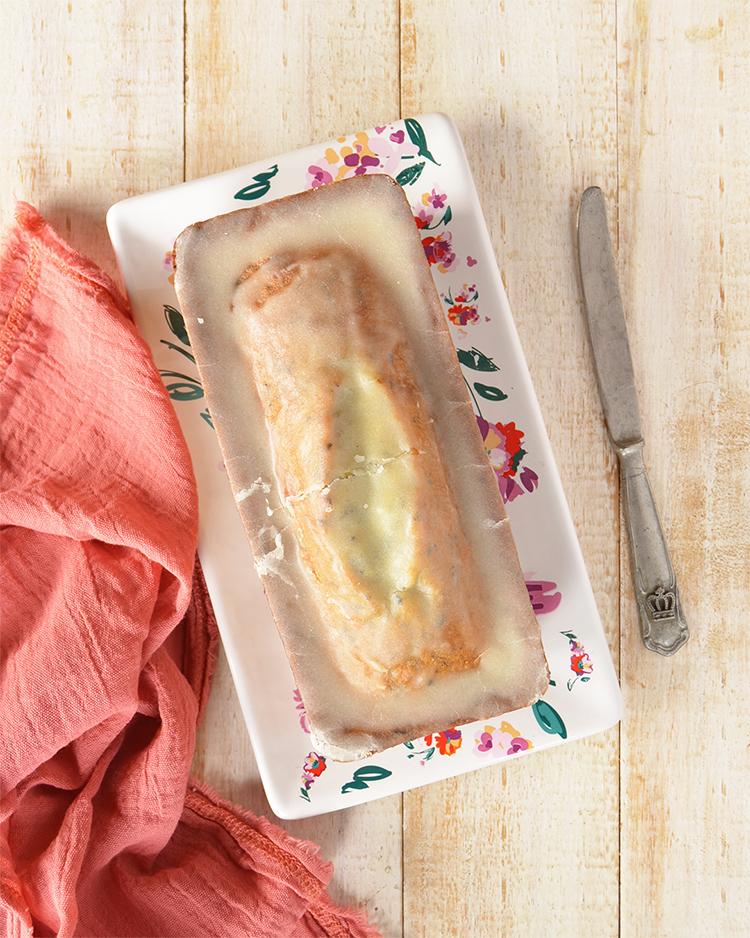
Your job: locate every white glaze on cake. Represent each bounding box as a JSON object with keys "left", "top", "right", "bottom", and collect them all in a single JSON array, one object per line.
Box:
[{"left": 173, "top": 174, "right": 549, "bottom": 761}]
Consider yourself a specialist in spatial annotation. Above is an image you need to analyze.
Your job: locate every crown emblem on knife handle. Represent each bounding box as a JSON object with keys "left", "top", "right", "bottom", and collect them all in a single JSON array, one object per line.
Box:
[{"left": 577, "top": 187, "right": 689, "bottom": 656}]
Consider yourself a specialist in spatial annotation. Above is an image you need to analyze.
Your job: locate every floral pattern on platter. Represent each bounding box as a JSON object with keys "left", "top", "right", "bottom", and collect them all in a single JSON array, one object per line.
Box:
[
  {"left": 561, "top": 631, "right": 594, "bottom": 689},
  {"left": 442, "top": 284, "right": 479, "bottom": 326},
  {"left": 306, "top": 127, "right": 419, "bottom": 188},
  {"left": 157, "top": 304, "right": 212, "bottom": 428},
  {"left": 306, "top": 118, "right": 439, "bottom": 190},
  {"left": 474, "top": 721, "right": 533, "bottom": 758},
  {"left": 477, "top": 415, "right": 539, "bottom": 504},
  {"left": 300, "top": 752, "right": 327, "bottom": 802},
  {"left": 403, "top": 728, "right": 463, "bottom": 766},
  {"left": 305, "top": 121, "right": 459, "bottom": 274},
  {"left": 525, "top": 580, "right": 562, "bottom": 616},
  {"left": 293, "top": 688, "right": 310, "bottom": 734},
  {"left": 414, "top": 186, "right": 456, "bottom": 273}
]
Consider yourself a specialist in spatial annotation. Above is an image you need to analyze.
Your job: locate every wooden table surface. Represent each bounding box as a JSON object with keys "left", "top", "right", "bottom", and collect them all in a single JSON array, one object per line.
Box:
[{"left": 3, "top": 3, "right": 749, "bottom": 936}]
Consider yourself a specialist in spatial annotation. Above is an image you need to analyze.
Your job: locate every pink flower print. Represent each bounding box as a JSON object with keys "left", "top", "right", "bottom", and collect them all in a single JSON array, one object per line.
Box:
[
  {"left": 305, "top": 126, "right": 421, "bottom": 191},
  {"left": 307, "top": 163, "right": 334, "bottom": 188},
  {"left": 164, "top": 245, "right": 176, "bottom": 284},
  {"left": 474, "top": 722, "right": 533, "bottom": 757},
  {"left": 467, "top": 256, "right": 478, "bottom": 267},
  {"left": 427, "top": 188, "right": 447, "bottom": 209},
  {"left": 293, "top": 688, "right": 310, "bottom": 734},
  {"left": 497, "top": 477, "right": 522, "bottom": 502},
  {"left": 415, "top": 208, "right": 434, "bottom": 230},
  {"left": 525, "top": 581, "right": 562, "bottom": 616},
  {"left": 519, "top": 465, "right": 539, "bottom": 493},
  {"left": 475, "top": 728, "right": 496, "bottom": 754}
]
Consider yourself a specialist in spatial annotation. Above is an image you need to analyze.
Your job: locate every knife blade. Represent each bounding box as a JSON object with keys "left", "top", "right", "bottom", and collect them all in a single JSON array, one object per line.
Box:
[{"left": 577, "top": 186, "right": 689, "bottom": 656}]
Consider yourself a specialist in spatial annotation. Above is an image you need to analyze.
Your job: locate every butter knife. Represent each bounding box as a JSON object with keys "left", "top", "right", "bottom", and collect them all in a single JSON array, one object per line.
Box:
[{"left": 577, "top": 186, "right": 689, "bottom": 656}]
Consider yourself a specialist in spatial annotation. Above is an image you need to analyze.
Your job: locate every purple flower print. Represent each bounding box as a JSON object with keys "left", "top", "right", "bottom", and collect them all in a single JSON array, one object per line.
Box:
[
  {"left": 519, "top": 465, "right": 539, "bottom": 493},
  {"left": 308, "top": 164, "right": 333, "bottom": 188},
  {"left": 525, "top": 581, "right": 562, "bottom": 616},
  {"left": 342, "top": 150, "right": 380, "bottom": 175},
  {"left": 427, "top": 188, "right": 447, "bottom": 209},
  {"left": 474, "top": 721, "right": 533, "bottom": 758},
  {"left": 422, "top": 232, "right": 457, "bottom": 272}
]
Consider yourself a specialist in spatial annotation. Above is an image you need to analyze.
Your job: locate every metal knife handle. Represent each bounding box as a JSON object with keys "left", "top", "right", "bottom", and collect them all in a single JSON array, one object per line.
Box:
[{"left": 616, "top": 442, "right": 689, "bottom": 656}]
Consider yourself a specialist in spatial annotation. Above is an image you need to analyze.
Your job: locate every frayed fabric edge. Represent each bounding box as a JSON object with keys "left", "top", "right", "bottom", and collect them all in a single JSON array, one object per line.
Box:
[{"left": 183, "top": 778, "right": 383, "bottom": 937}]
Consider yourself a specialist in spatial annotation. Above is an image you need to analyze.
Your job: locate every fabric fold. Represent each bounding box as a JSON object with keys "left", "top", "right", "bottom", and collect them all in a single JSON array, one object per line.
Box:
[{"left": 0, "top": 203, "right": 381, "bottom": 938}]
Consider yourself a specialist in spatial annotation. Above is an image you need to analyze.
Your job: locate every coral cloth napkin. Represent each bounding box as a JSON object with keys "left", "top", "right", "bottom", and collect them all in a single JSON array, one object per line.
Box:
[{"left": 0, "top": 203, "right": 381, "bottom": 938}]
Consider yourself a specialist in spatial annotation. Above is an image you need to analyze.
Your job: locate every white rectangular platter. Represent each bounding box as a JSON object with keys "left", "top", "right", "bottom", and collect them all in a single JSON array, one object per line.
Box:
[{"left": 107, "top": 113, "right": 621, "bottom": 819}]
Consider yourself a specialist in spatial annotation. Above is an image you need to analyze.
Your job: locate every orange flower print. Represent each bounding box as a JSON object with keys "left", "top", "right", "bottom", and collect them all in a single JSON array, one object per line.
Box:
[
  {"left": 561, "top": 631, "right": 594, "bottom": 689},
  {"left": 300, "top": 751, "right": 327, "bottom": 802},
  {"left": 404, "top": 727, "right": 463, "bottom": 764},
  {"left": 434, "top": 728, "right": 462, "bottom": 756}
]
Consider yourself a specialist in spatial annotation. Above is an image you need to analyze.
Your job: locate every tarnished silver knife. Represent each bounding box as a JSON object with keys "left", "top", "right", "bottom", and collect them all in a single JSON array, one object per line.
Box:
[{"left": 577, "top": 186, "right": 689, "bottom": 656}]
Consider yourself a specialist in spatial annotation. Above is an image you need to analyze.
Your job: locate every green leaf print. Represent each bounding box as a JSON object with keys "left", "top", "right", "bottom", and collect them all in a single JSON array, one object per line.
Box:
[
  {"left": 164, "top": 305, "right": 190, "bottom": 346},
  {"left": 532, "top": 700, "right": 567, "bottom": 739},
  {"left": 234, "top": 164, "right": 279, "bottom": 201},
  {"left": 404, "top": 119, "right": 440, "bottom": 165},
  {"left": 341, "top": 765, "right": 393, "bottom": 794},
  {"left": 396, "top": 161, "right": 426, "bottom": 187}
]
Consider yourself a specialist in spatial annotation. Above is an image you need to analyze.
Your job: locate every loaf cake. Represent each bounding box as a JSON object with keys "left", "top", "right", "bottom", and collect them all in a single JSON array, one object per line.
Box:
[{"left": 173, "top": 173, "right": 549, "bottom": 761}]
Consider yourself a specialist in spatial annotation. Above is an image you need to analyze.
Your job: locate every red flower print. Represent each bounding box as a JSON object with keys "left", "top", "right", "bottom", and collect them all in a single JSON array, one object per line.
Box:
[
  {"left": 435, "top": 728, "right": 462, "bottom": 756},
  {"left": 451, "top": 304, "right": 479, "bottom": 326},
  {"left": 476, "top": 416, "right": 526, "bottom": 478},
  {"left": 561, "top": 631, "right": 594, "bottom": 689},
  {"left": 422, "top": 232, "right": 456, "bottom": 272},
  {"left": 303, "top": 752, "right": 326, "bottom": 779},
  {"left": 415, "top": 209, "right": 434, "bottom": 230},
  {"left": 442, "top": 285, "right": 480, "bottom": 326}
]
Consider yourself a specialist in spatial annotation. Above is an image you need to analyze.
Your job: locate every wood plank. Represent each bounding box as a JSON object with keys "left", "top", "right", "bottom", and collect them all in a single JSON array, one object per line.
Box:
[
  {"left": 184, "top": 0, "right": 401, "bottom": 180},
  {"left": 184, "top": 4, "right": 404, "bottom": 935},
  {"left": 400, "top": 3, "right": 621, "bottom": 936},
  {"left": 0, "top": 1, "right": 184, "bottom": 285},
  {"left": 617, "top": 2, "right": 750, "bottom": 934}
]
